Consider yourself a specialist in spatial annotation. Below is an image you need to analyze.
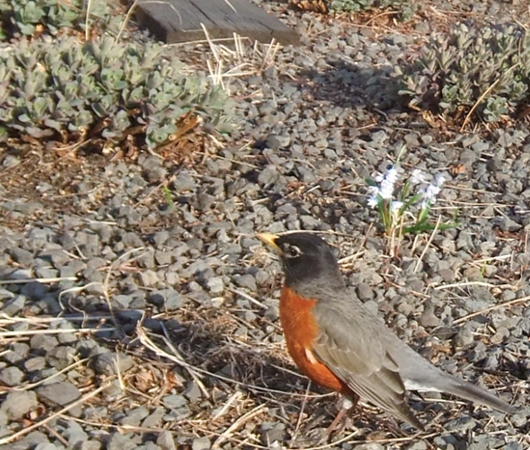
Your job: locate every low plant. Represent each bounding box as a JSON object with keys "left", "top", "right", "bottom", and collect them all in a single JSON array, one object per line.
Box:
[
  {"left": 331, "top": 0, "right": 416, "bottom": 20},
  {"left": 0, "top": 0, "right": 121, "bottom": 41},
  {"left": 366, "top": 147, "right": 458, "bottom": 256},
  {"left": 397, "top": 22, "right": 530, "bottom": 126},
  {"left": 289, "top": 0, "right": 416, "bottom": 20},
  {"left": 0, "top": 35, "right": 234, "bottom": 152}
]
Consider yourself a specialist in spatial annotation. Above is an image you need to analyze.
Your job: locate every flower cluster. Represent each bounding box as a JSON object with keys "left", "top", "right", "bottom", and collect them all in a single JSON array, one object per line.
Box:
[{"left": 366, "top": 163, "right": 455, "bottom": 249}]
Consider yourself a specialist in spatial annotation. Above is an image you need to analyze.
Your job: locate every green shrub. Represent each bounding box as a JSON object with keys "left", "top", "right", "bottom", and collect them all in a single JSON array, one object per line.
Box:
[
  {"left": 0, "top": 0, "right": 121, "bottom": 41},
  {"left": 397, "top": 22, "right": 530, "bottom": 125},
  {"left": 0, "top": 36, "right": 234, "bottom": 149},
  {"left": 330, "top": 0, "right": 416, "bottom": 21}
]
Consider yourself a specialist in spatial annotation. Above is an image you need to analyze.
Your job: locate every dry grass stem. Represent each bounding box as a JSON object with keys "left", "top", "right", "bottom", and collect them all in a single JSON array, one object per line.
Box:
[
  {"left": 0, "top": 327, "right": 115, "bottom": 337},
  {"left": 0, "top": 276, "right": 77, "bottom": 285},
  {"left": 453, "top": 295, "right": 530, "bottom": 325},
  {"left": 434, "top": 281, "right": 515, "bottom": 291},
  {"left": 0, "top": 358, "right": 90, "bottom": 394},
  {"left": 200, "top": 24, "right": 280, "bottom": 92},
  {"left": 115, "top": 0, "right": 139, "bottom": 42},
  {"left": 212, "top": 391, "right": 244, "bottom": 420},
  {"left": 0, "top": 379, "right": 115, "bottom": 446},
  {"left": 211, "top": 404, "right": 268, "bottom": 449},
  {"left": 414, "top": 215, "right": 441, "bottom": 273},
  {"left": 227, "top": 287, "right": 268, "bottom": 310}
]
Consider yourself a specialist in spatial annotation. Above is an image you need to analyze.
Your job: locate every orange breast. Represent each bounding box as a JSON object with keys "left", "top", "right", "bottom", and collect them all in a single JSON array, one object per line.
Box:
[{"left": 279, "top": 286, "right": 348, "bottom": 394}]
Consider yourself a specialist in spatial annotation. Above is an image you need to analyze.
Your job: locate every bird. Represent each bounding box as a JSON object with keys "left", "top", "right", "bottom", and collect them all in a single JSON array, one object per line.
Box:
[{"left": 257, "top": 231, "right": 517, "bottom": 431}]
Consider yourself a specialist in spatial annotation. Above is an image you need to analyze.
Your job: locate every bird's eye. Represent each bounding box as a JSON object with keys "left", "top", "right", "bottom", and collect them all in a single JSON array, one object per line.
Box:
[{"left": 284, "top": 244, "right": 302, "bottom": 258}]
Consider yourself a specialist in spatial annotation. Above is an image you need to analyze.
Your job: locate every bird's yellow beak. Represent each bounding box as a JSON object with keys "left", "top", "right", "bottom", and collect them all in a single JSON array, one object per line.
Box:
[{"left": 257, "top": 232, "right": 283, "bottom": 255}]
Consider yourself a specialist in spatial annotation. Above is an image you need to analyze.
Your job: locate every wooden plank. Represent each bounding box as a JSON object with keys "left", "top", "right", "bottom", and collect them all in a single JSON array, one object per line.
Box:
[{"left": 135, "top": 0, "right": 300, "bottom": 46}]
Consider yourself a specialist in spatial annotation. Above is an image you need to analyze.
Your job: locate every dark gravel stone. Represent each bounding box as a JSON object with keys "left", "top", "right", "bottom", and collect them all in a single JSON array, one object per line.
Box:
[
  {"left": 36, "top": 381, "right": 82, "bottom": 413},
  {"left": 25, "top": 356, "right": 46, "bottom": 372},
  {"left": 261, "top": 422, "right": 287, "bottom": 444},
  {"left": 94, "top": 352, "right": 135, "bottom": 376},
  {"left": 141, "top": 407, "right": 165, "bottom": 428},
  {"left": 119, "top": 406, "right": 150, "bottom": 426},
  {"left": 233, "top": 274, "right": 257, "bottom": 291},
  {"left": 155, "top": 431, "right": 175, "bottom": 450},
  {"left": 4, "top": 342, "right": 29, "bottom": 363},
  {"left": 1, "top": 390, "right": 38, "bottom": 420},
  {"left": 9, "top": 247, "right": 34, "bottom": 266},
  {"left": 162, "top": 395, "right": 190, "bottom": 419},
  {"left": 106, "top": 433, "right": 140, "bottom": 450},
  {"left": 30, "top": 334, "right": 59, "bottom": 353},
  {"left": 191, "top": 436, "right": 211, "bottom": 450},
  {"left": 0, "top": 366, "right": 25, "bottom": 386}
]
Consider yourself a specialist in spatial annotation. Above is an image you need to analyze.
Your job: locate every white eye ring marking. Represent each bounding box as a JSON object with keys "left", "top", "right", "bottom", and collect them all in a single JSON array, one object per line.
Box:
[{"left": 284, "top": 244, "right": 302, "bottom": 258}]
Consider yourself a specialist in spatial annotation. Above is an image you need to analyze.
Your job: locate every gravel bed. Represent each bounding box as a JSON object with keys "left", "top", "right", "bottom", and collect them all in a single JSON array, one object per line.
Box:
[{"left": 1, "top": 1, "right": 530, "bottom": 449}]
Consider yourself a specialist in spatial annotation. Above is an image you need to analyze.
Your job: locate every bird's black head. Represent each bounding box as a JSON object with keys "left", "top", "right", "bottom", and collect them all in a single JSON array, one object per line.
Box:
[{"left": 258, "top": 232, "right": 345, "bottom": 291}]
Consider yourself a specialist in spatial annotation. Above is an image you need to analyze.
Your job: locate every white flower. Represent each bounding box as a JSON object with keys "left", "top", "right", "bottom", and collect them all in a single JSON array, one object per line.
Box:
[
  {"left": 385, "top": 166, "right": 401, "bottom": 185},
  {"left": 424, "top": 183, "right": 441, "bottom": 201},
  {"left": 367, "top": 185, "right": 380, "bottom": 195},
  {"left": 410, "top": 169, "right": 427, "bottom": 185},
  {"left": 434, "top": 173, "right": 446, "bottom": 186},
  {"left": 390, "top": 201, "right": 404, "bottom": 217},
  {"left": 420, "top": 182, "right": 442, "bottom": 210},
  {"left": 379, "top": 178, "right": 394, "bottom": 199},
  {"left": 367, "top": 195, "right": 380, "bottom": 208}
]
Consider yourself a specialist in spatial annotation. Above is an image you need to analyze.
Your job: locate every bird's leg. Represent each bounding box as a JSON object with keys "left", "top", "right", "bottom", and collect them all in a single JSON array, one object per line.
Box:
[{"left": 326, "top": 393, "right": 360, "bottom": 436}]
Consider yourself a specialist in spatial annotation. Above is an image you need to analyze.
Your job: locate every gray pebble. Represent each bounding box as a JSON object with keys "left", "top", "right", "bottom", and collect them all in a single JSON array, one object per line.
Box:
[
  {"left": 2, "top": 294, "right": 26, "bottom": 317},
  {"left": 162, "top": 394, "right": 191, "bottom": 419},
  {"left": 4, "top": 342, "right": 29, "bottom": 363},
  {"left": 183, "top": 380, "right": 202, "bottom": 403},
  {"left": 137, "top": 250, "right": 156, "bottom": 269},
  {"left": 25, "top": 356, "right": 46, "bottom": 372},
  {"left": 30, "top": 333, "right": 59, "bottom": 352},
  {"left": 9, "top": 247, "right": 34, "bottom": 266},
  {"left": 0, "top": 287, "right": 15, "bottom": 301},
  {"left": 141, "top": 406, "right": 165, "bottom": 428},
  {"left": 453, "top": 324, "right": 475, "bottom": 348},
  {"left": 106, "top": 433, "right": 139, "bottom": 450},
  {"left": 137, "top": 269, "right": 160, "bottom": 287},
  {"left": 1, "top": 390, "right": 38, "bottom": 420},
  {"left": 36, "top": 381, "right": 82, "bottom": 415},
  {"left": 205, "top": 276, "right": 224, "bottom": 294},
  {"left": 261, "top": 422, "right": 286, "bottom": 444},
  {"left": 94, "top": 352, "right": 135, "bottom": 376},
  {"left": 191, "top": 437, "right": 210, "bottom": 450},
  {"left": 119, "top": 406, "right": 150, "bottom": 426},
  {"left": 157, "top": 430, "right": 176, "bottom": 450},
  {"left": 0, "top": 366, "right": 25, "bottom": 386},
  {"left": 357, "top": 282, "right": 375, "bottom": 301},
  {"left": 420, "top": 300, "right": 441, "bottom": 328},
  {"left": 234, "top": 274, "right": 257, "bottom": 291}
]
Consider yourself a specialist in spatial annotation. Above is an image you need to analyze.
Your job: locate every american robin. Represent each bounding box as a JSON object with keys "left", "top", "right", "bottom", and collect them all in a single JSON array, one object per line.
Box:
[{"left": 257, "top": 232, "right": 516, "bottom": 430}]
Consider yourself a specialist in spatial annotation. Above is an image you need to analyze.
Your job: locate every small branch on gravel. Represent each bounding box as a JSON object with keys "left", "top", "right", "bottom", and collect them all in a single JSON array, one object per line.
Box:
[
  {"left": 434, "top": 281, "right": 515, "bottom": 291},
  {"left": 0, "top": 276, "right": 77, "bottom": 285},
  {"left": 292, "top": 380, "right": 312, "bottom": 442},
  {"left": 136, "top": 321, "right": 210, "bottom": 399},
  {"left": 0, "top": 327, "right": 115, "bottom": 337},
  {"left": 414, "top": 215, "right": 441, "bottom": 273},
  {"left": 0, "top": 358, "right": 90, "bottom": 395},
  {"left": 211, "top": 404, "right": 268, "bottom": 450},
  {"left": 460, "top": 62, "right": 520, "bottom": 132},
  {"left": 453, "top": 295, "right": 530, "bottom": 325},
  {"left": 227, "top": 287, "right": 268, "bottom": 309},
  {"left": 212, "top": 391, "right": 244, "bottom": 420},
  {"left": 0, "top": 378, "right": 115, "bottom": 446}
]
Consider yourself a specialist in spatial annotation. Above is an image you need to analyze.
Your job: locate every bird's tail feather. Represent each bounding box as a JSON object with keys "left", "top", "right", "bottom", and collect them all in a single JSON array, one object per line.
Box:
[{"left": 441, "top": 376, "right": 516, "bottom": 414}]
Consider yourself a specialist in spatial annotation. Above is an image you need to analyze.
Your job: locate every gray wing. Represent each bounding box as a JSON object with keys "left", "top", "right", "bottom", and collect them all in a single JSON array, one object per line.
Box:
[{"left": 312, "top": 299, "right": 424, "bottom": 429}]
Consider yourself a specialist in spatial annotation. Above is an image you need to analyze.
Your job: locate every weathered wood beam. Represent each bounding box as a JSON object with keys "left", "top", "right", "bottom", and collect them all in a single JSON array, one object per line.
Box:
[{"left": 135, "top": 0, "right": 300, "bottom": 45}]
